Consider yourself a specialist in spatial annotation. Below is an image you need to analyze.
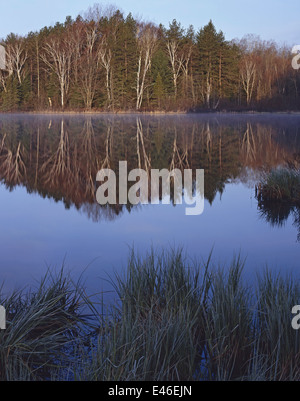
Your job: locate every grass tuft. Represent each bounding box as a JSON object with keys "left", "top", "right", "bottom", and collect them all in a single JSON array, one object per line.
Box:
[
  {"left": 1, "top": 248, "right": 300, "bottom": 381},
  {"left": 256, "top": 168, "right": 300, "bottom": 203}
]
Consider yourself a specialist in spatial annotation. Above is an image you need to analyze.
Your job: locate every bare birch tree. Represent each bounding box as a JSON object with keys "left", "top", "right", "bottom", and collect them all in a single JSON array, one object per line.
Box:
[
  {"left": 136, "top": 23, "right": 158, "bottom": 110},
  {"left": 240, "top": 55, "right": 257, "bottom": 105},
  {"left": 238, "top": 36, "right": 259, "bottom": 106},
  {"left": 83, "top": 3, "right": 119, "bottom": 110},
  {"left": 181, "top": 44, "right": 193, "bottom": 98},
  {"left": 41, "top": 36, "right": 73, "bottom": 108},
  {"left": 0, "top": 71, "right": 7, "bottom": 92},
  {"left": 77, "top": 23, "right": 102, "bottom": 109},
  {"left": 98, "top": 40, "right": 114, "bottom": 109},
  {"left": 5, "top": 38, "right": 28, "bottom": 84},
  {"left": 166, "top": 40, "right": 184, "bottom": 98}
]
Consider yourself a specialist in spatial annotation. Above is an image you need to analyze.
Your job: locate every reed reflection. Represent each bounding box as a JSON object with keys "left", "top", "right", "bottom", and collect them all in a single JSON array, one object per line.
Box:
[{"left": 257, "top": 200, "right": 300, "bottom": 242}]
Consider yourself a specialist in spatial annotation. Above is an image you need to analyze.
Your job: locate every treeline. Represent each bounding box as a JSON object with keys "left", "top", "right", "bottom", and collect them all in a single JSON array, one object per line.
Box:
[{"left": 0, "top": 4, "right": 299, "bottom": 112}]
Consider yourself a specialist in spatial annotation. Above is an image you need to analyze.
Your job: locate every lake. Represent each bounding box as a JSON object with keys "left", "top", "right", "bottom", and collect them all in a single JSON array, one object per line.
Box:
[{"left": 0, "top": 113, "right": 300, "bottom": 299}]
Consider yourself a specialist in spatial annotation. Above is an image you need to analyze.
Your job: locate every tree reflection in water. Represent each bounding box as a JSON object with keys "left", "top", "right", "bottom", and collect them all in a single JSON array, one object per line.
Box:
[
  {"left": 257, "top": 200, "right": 300, "bottom": 242},
  {"left": 0, "top": 114, "right": 300, "bottom": 222}
]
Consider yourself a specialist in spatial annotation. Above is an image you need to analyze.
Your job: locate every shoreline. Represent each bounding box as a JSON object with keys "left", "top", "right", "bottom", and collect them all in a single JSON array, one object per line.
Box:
[{"left": 1, "top": 109, "right": 300, "bottom": 116}]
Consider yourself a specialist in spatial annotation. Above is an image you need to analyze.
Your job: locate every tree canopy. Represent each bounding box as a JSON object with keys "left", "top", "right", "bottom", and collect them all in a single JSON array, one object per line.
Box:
[{"left": 0, "top": 6, "right": 298, "bottom": 112}]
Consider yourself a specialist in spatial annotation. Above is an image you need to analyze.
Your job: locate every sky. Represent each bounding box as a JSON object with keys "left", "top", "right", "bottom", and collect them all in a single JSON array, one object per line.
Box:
[{"left": 0, "top": 0, "right": 299, "bottom": 46}]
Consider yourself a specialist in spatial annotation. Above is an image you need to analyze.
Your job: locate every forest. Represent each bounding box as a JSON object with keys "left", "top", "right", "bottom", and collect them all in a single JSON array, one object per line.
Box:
[{"left": 0, "top": 4, "right": 299, "bottom": 112}]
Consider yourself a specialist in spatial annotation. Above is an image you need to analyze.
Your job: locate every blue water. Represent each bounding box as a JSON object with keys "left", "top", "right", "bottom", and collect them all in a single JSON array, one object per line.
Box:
[
  {"left": 1, "top": 179, "right": 299, "bottom": 298},
  {"left": 0, "top": 114, "right": 299, "bottom": 299}
]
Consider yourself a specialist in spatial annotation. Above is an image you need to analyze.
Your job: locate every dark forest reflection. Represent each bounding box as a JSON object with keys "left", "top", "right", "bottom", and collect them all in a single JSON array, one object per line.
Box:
[
  {"left": 257, "top": 200, "right": 300, "bottom": 242},
  {"left": 0, "top": 114, "right": 300, "bottom": 222}
]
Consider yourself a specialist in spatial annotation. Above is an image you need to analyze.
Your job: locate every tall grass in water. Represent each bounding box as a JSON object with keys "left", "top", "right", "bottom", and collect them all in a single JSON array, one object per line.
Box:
[
  {"left": 251, "top": 271, "right": 300, "bottom": 380},
  {"left": 0, "top": 269, "right": 89, "bottom": 381},
  {"left": 202, "top": 257, "right": 253, "bottom": 380},
  {"left": 75, "top": 249, "right": 300, "bottom": 381},
  {"left": 1, "top": 249, "right": 300, "bottom": 381},
  {"left": 256, "top": 168, "right": 300, "bottom": 203},
  {"left": 76, "top": 248, "right": 211, "bottom": 381}
]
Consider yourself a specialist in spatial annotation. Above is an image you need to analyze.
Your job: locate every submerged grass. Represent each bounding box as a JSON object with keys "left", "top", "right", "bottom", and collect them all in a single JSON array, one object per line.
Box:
[{"left": 1, "top": 248, "right": 300, "bottom": 381}]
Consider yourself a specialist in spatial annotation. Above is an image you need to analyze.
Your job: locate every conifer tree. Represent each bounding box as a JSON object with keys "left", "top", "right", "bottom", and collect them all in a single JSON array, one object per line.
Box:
[{"left": 196, "top": 20, "right": 226, "bottom": 108}]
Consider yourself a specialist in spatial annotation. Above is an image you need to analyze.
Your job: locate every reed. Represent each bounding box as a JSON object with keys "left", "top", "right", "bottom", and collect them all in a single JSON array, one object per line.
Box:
[
  {"left": 75, "top": 248, "right": 210, "bottom": 381},
  {"left": 1, "top": 248, "right": 300, "bottom": 381},
  {"left": 0, "top": 268, "right": 89, "bottom": 381},
  {"left": 256, "top": 168, "right": 300, "bottom": 203},
  {"left": 252, "top": 270, "right": 300, "bottom": 380},
  {"left": 75, "top": 249, "right": 300, "bottom": 381}
]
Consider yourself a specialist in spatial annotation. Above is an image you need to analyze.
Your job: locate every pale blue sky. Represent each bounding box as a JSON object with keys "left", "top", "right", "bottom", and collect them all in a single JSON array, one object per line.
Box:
[{"left": 0, "top": 0, "right": 299, "bottom": 45}]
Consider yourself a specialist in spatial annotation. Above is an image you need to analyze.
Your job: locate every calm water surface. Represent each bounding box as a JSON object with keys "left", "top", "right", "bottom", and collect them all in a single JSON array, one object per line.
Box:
[{"left": 0, "top": 113, "right": 300, "bottom": 297}]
